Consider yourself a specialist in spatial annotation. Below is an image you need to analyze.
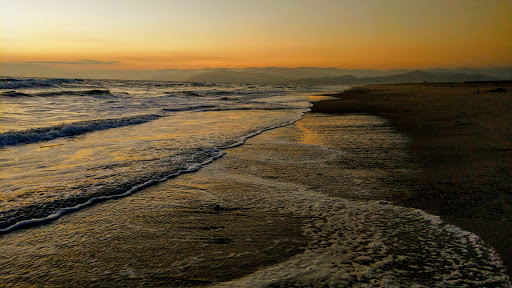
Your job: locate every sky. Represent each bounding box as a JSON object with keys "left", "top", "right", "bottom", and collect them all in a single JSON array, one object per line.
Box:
[{"left": 1, "top": 0, "right": 511, "bottom": 71}]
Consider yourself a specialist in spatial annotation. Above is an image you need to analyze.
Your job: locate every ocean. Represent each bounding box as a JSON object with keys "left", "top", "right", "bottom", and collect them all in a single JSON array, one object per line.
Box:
[
  {"left": 0, "top": 77, "right": 510, "bottom": 287},
  {"left": 0, "top": 78, "right": 313, "bottom": 232}
]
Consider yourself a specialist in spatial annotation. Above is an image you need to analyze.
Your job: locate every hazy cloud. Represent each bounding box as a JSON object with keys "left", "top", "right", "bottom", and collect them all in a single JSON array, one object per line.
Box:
[
  {"left": 172, "top": 56, "right": 226, "bottom": 61},
  {"left": 121, "top": 56, "right": 227, "bottom": 62},
  {"left": 22, "top": 59, "right": 120, "bottom": 65}
]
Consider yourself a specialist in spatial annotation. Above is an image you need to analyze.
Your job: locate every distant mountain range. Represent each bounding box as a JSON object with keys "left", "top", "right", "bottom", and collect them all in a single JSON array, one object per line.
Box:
[
  {"left": 2, "top": 63, "right": 511, "bottom": 84},
  {"left": 188, "top": 70, "right": 288, "bottom": 84},
  {"left": 288, "top": 70, "right": 500, "bottom": 85},
  {"left": 188, "top": 69, "right": 503, "bottom": 85},
  {"left": 187, "top": 67, "right": 512, "bottom": 82}
]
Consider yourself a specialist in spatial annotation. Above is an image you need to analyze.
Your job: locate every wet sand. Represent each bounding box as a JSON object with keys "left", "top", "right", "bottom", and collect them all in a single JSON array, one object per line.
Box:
[
  {"left": 1, "top": 112, "right": 509, "bottom": 287},
  {"left": 312, "top": 82, "right": 512, "bottom": 276}
]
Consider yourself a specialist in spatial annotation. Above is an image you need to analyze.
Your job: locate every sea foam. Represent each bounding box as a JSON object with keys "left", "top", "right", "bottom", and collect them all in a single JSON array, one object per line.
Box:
[
  {"left": 0, "top": 114, "right": 162, "bottom": 147},
  {"left": 0, "top": 111, "right": 306, "bottom": 234},
  {"left": 210, "top": 173, "right": 511, "bottom": 287},
  {"left": 0, "top": 78, "right": 80, "bottom": 89}
]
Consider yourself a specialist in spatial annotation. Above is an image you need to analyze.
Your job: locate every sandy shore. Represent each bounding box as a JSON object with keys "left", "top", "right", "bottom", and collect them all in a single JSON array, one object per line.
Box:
[
  {"left": 1, "top": 111, "right": 510, "bottom": 286},
  {"left": 312, "top": 81, "right": 512, "bottom": 275},
  {"left": 0, "top": 113, "right": 410, "bottom": 287}
]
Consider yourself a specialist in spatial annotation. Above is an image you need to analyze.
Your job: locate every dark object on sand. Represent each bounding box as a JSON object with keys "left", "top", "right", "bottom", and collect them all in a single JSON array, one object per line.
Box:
[{"left": 486, "top": 88, "right": 507, "bottom": 93}]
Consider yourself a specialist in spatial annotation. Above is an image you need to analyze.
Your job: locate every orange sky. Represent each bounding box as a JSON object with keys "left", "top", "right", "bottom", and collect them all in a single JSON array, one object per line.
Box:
[{"left": 1, "top": 0, "right": 511, "bottom": 70}]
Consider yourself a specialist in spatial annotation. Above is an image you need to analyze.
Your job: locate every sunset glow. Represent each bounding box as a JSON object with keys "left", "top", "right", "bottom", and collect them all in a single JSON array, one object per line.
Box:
[{"left": 1, "top": 0, "right": 511, "bottom": 71}]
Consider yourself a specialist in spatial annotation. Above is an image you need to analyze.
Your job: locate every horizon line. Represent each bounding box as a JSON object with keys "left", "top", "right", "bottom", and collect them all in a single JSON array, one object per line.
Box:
[{"left": 2, "top": 63, "right": 512, "bottom": 72}]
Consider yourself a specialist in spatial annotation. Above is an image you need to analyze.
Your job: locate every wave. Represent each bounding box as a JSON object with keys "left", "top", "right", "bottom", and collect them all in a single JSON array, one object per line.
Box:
[
  {"left": 0, "top": 114, "right": 162, "bottom": 147},
  {"left": 218, "top": 110, "right": 306, "bottom": 149},
  {"left": 0, "top": 78, "right": 82, "bottom": 89},
  {"left": 0, "top": 90, "right": 31, "bottom": 97},
  {"left": 178, "top": 91, "right": 205, "bottom": 97},
  {"left": 0, "top": 112, "right": 306, "bottom": 234},
  {"left": 207, "top": 106, "right": 302, "bottom": 112},
  {"left": 190, "top": 82, "right": 218, "bottom": 87},
  {"left": 215, "top": 199, "right": 510, "bottom": 287},
  {"left": 0, "top": 89, "right": 112, "bottom": 98},
  {"left": 0, "top": 148, "right": 226, "bottom": 234},
  {"left": 161, "top": 105, "right": 304, "bottom": 114},
  {"left": 161, "top": 105, "right": 217, "bottom": 112},
  {"left": 209, "top": 90, "right": 238, "bottom": 96},
  {"left": 37, "top": 89, "right": 112, "bottom": 97},
  {"left": 173, "top": 90, "right": 247, "bottom": 97}
]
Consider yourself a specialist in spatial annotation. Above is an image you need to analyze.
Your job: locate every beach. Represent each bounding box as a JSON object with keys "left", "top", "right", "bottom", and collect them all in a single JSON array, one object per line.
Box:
[
  {"left": 1, "top": 104, "right": 510, "bottom": 286},
  {"left": 2, "top": 0, "right": 511, "bottom": 285},
  {"left": 312, "top": 81, "right": 512, "bottom": 276}
]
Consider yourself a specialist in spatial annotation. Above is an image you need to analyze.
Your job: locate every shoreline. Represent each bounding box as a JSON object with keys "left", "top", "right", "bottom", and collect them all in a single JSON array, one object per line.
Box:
[
  {"left": 311, "top": 81, "right": 512, "bottom": 276},
  {"left": 0, "top": 109, "right": 510, "bottom": 286}
]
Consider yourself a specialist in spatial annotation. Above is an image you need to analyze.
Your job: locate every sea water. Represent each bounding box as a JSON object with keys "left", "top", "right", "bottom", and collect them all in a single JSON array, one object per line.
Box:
[
  {"left": 0, "top": 78, "right": 312, "bottom": 232},
  {"left": 0, "top": 77, "right": 510, "bottom": 287}
]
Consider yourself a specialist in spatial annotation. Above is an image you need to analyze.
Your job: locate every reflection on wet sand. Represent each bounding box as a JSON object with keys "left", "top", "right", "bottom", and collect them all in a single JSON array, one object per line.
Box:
[{"left": 0, "top": 114, "right": 509, "bottom": 287}]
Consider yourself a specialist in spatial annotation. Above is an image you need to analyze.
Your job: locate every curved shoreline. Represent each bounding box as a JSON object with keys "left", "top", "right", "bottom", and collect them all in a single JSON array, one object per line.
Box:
[
  {"left": 311, "top": 81, "right": 512, "bottom": 276},
  {"left": 0, "top": 111, "right": 307, "bottom": 235},
  {"left": 1, "top": 112, "right": 509, "bottom": 287}
]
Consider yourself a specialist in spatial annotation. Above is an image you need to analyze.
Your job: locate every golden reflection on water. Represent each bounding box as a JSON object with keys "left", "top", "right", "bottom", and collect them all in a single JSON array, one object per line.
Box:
[
  {"left": 295, "top": 115, "right": 332, "bottom": 147},
  {"left": 70, "top": 148, "right": 94, "bottom": 161},
  {"left": 307, "top": 95, "right": 339, "bottom": 102},
  {"left": 0, "top": 109, "right": 304, "bottom": 229}
]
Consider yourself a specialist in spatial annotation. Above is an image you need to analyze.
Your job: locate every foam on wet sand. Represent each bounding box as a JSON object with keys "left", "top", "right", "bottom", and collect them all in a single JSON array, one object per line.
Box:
[{"left": 1, "top": 113, "right": 509, "bottom": 287}]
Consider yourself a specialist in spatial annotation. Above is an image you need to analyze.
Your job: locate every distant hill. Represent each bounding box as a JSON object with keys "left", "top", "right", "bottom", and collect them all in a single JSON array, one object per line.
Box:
[
  {"left": 187, "top": 70, "right": 499, "bottom": 85},
  {"left": 187, "top": 70, "right": 288, "bottom": 84},
  {"left": 239, "top": 67, "right": 412, "bottom": 79},
  {"left": 2, "top": 62, "right": 511, "bottom": 83},
  {"left": 290, "top": 70, "right": 499, "bottom": 85},
  {"left": 186, "top": 68, "right": 510, "bottom": 85},
  {"left": 425, "top": 67, "right": 512, "bottom": 81}
]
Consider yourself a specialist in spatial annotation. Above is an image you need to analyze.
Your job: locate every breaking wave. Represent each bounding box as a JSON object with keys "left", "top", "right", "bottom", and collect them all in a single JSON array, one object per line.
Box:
[
  {"left": 0, "top": 78, "right": 81, "bottom": 89},
  {"left": 161, "top": 105, "right": 217, "bottom": 112},
  {"left": 0, "top": 114, "right": 162, "bottom": 147},
  {"left": 0, "top": 89, "right": 112, "bottom": 97},
  {"left": 0, "top": 112, "right": 305, "bottom": 234},
  {"left": 36, "top": 89, "right": 112, "bottom": 97},
  {"left": 0, "top": 148, "right": 225, "bottom": 234},
  {"left": 161, "top": 105, "right": 302, "bottom": 114},
  {"left": 0, "top": 91, "right": 31, "bottom": 97}
]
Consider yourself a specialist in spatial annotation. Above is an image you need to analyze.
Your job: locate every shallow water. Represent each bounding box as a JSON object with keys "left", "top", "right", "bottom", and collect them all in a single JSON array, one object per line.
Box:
[
  {"left": 0, "top": 78, "right": 313, "bottom": 232},
  {"left": 0, "top": 78, "right": 510, "bottom": 286}
]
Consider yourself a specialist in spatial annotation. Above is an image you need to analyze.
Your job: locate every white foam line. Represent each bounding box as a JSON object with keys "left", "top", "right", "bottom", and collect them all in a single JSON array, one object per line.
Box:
[
  {"left": 0, "top": 109, "right": 310, "bottom": 235},
  {"left": 209, "top": 173, "right": 511, "bottom": 287},
  {"left": 0, "top": 149, "right": 226, "bottom": 235},
  {"left": 218, "top": 110, "right": 308, "bottom": 149},
  {"left": 0, "top": 114, "right": 163, "bottom": 147}
]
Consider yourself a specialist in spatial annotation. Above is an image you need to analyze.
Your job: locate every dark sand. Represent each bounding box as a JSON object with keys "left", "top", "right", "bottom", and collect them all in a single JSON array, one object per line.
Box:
[{"left": 312, "top": 82, "right": 512, "bottom": 275}]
